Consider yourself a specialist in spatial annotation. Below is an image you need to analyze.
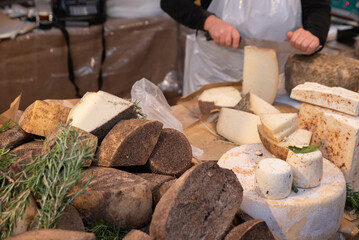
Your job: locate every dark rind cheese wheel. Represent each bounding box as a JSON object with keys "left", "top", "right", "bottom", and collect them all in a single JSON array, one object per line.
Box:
[
  {"left": 96, "top": 119, "right": 163, "bottom": 167},
  {"left": 147, "top": 128, "right": 192, "bottom": 177},
  {"left": 0, "top": 125, "right": 33, "bottom": 149},
  {"left": 150, "top": 162, "right": 243, "bottom": 240},
  {"left": 224, "top": 220, "right": 275, "bottom": 240}
]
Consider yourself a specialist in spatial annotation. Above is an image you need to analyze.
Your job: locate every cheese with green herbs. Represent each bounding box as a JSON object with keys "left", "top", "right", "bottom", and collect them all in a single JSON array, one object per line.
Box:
[{"left": 218, "top": 143, "right": 345, "bottom": 240}]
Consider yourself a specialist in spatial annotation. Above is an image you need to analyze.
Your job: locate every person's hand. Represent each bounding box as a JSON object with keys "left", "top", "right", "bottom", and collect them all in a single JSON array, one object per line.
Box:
[
  {"left": 204, "top": 15, "right": 240, "bottom": 49},
  {"left": 286, "top": 28, "right": 320, "bottom": 53}
]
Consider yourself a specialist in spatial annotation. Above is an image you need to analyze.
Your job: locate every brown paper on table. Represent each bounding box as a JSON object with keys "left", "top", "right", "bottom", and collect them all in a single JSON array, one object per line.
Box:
[
  {"left": 173, "top": 82, "right": 298, "bottom": 162},
  {"left": 0, "top": 94, "right": 21, "bottom": 125}
]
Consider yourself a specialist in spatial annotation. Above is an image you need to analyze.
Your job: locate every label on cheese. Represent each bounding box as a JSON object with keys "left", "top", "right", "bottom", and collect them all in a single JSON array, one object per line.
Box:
[
  {"left": 217, "top": 108, "right": 261, "bottom": 145},
  {"left": 218, "top": 143, "right": 345, "bottom": 240},
  {"left": 291, "top": 82, "right": 359, "bottom": 116},
  {"left": 242, "top": 46, "right": 279, "bottom": 104}
]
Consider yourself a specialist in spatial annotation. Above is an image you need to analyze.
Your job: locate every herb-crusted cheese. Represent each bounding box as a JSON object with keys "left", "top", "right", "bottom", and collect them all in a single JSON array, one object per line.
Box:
[
  {"left": 291, "top": 82, "right": 359, "bottom": 116},
  {"left": 218, "top": 143, "right": 345, "bottom": 240},
  {"left": 298, "top": 103, "right": 359, "bottom": 191}
]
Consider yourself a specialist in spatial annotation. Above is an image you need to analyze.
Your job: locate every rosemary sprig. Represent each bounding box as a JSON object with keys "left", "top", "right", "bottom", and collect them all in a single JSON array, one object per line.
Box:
[
  {"left": 345, "top": 183, "right": 359, "bottom": 213},
  {"left": 84, "top": 221, "right": 130, "bottom": 240},
  {"left": 0, "top": 124, "right": 96, "bottom": 238},
  {"left": 125, "top": 98, "right": 147, "bottom": 119}
]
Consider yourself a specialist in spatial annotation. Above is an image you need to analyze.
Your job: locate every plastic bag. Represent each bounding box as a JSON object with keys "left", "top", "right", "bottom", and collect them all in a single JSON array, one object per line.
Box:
[{"left": 131, "top": 78, "right": 203, "bottom": 157}]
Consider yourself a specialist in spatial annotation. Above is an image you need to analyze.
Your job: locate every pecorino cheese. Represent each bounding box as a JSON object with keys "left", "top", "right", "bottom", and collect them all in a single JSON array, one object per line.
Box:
[
  {"left": 260, "top": 113, "right": 298, "bottom": 142},
  {"left": 218, "top": 143, "right": 346, "bottom": 240},
  {"left": 235, "top": 92, "right": 280, "bottom": 115},
  {"left": 217, "top": 108, "right": 261, "bottom": 145},
  {"left": 298, "top": 103, "right": 359, "bottom": 191},
  {"left": 198, "top": 86, "right": 242, "bottom": 115},
  {"left": 242, "top": 46, "right": 279, "bottom": 104},
  {"left": 279, "top": 129, "right": 312, "bottom": 148},
  {"left": 286, "top": 149, "right": 323, "bottom": 188},
  {"left": 255, "top": 158, "right": 292, "bottom": 200},
  {"left": 67, "top": 91, "right": 137, "bottom": 142},
  {"left": 291, "top": 82, "right": 359, "bottom": 116}
]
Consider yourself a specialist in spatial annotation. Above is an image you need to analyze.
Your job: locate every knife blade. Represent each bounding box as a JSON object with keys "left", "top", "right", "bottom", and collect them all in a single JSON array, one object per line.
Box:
[{"left": 205, "top": 32, "right": 321, "bottom": 55}]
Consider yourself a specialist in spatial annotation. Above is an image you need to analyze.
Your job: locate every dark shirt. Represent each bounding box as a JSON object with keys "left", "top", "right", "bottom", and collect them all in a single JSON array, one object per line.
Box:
[{"left": 160, "top": 0, "right": 331, "bottom": 46}]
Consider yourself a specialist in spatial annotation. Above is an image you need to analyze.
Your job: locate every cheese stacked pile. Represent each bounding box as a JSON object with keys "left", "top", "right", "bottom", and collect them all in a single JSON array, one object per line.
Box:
[{"left": 291, "top": 82, "right": 359, "bottom": 191}]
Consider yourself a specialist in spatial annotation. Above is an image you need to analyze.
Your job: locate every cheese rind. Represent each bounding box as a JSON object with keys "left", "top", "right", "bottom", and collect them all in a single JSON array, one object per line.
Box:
[
  {"left": 218, "top": 144, "right": 346, "bottom": 240},
  {"left": 243, "top": 46, "right": 279, "bottom": 104},
  {"left": 291, "top": 82, "right": 359, "bottom": 116},
  {"left": 286, "top": 149, "right": 323, "bottom": 188},
  {"left": 255, "top": 158, "right": 292, "bottom": 199},
  {"left": 298, "top": 103, "right": 359, "bottom": 191},
  {"left": 217, "top": 108, "right": 261, "bottom": 145}
]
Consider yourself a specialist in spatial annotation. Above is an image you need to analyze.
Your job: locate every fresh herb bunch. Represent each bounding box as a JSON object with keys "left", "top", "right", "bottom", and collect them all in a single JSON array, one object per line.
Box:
[
  {"left": 125, "top": 98, "right": 147, "bottom": 119},
  {"left": 0, "top": 120, "right": 17, "bottom": 134},
  {"left": 0, "top": 124, "right": 96, "bottom": 238},
  {"left": 84, "top": 221, "right": 130, "bottom": 240},
  {"left": 346, "top": 183, "right": 359, "bottom": 213},
  {"left": 288, "top": 142, "right": 322, "bottom": 154}
]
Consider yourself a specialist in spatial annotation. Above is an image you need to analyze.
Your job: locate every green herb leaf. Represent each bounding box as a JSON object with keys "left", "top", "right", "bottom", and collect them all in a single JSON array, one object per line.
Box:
[
  {"left": 292, "top": 184, "right": 298, "bottom": 193},
  {"left": 345, "top": 183, "right": 359, "bottom": 213},
  {"left": 288, "top": 142, "right": 322, "bottom": 154}
]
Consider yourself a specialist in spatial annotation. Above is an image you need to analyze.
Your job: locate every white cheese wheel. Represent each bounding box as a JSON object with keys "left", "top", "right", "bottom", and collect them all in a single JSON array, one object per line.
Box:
[
  {"left": 286, "top": 149, "right": 323, "bottom": 188},
  {"left": 218, "top": 143, "right": 346, "bottom": 240},
  {"left": 255, "top": 158, "right": 292, "bottom": 200},
  {"left": 242, "top": 46, "right": 279, "bottom": 104}
]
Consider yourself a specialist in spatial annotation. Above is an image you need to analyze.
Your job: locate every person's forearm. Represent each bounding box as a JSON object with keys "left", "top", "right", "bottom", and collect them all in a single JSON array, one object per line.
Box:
[
  {"left": 160, "top": 0, "right": 213, "bottom": 30},
  {"left": 301, "top": 0, "right": 331, "bottom": 46}
]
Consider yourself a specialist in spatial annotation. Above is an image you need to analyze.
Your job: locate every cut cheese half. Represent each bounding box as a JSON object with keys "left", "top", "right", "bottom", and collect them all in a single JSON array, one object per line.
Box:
[
  {"left": 242, "top": 46, "right": 279, "bottom": 104},
  {"left": 198, "top": 86, "right": 242, "bottom": 115},
  {"left": 217, "top": 108, "right": 261, "bottom": 145},
  {"left": 290, "top": 82, "right": 359, "bottom": 116},
  {"left": 279, "top": 128, "right": 312, "bottom": 148},
  {"left": 67, "top": 91, "right": 137, "bottom": 142},
  {"left": 260, "top": 113, "right": 298, "bottom": 142}
]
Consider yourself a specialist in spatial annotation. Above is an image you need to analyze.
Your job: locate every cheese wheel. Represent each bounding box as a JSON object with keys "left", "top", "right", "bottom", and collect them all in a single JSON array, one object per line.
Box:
[
  {"left": 255, "top": 158, "right": 292, "bottom": 200},
  {"left": 218, "top": 144, "right": 345, "bottom": 240},
  {"left": 286, "top": 149, "right": 323, "bottom": 188}
]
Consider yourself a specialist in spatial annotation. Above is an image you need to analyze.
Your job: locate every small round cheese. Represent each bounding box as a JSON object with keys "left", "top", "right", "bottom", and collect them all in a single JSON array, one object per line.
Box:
[
  {"left": 255, "top": 158, "right": 292, "bottom": 200},
  {"left": 286, "top": 149, "right": 323, "bottom": 188}
]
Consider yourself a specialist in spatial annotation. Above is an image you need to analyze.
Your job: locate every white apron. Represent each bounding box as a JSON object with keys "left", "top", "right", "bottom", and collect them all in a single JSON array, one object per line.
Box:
[{"left": 183, "top": 0, "right": 302, "bottom": 95}]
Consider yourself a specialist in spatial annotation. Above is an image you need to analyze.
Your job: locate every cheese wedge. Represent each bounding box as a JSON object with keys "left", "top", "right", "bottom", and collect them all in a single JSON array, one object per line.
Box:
[
  {"left": 218, "top": 143, "right": 345, "bottom": 240},
  {"left": 291, "top": 82, "right": 359, "bottom": 116},
  {"left": 67, "top": 91, "right": 137, "bottom": 142},
  {"left": 198, "top": 86, "right": 242, "bottom": 115},
  {"left": 260, "top": 113, "right": 298, "bottom": 142},
  {"left": 279, "top": 129, "right": 312, "bottom": 148},
  {"left": 217, "top": 108, "right": 261, "bottom": 145},
  {"left": 299, "top": 103, "right": 359, "bottom": 191},
  {"left": 242, "top": 46, "right": 279, "bottom": 104},
  {"left": 236, "top": 92, "right": 280, "bottom": 115}
]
